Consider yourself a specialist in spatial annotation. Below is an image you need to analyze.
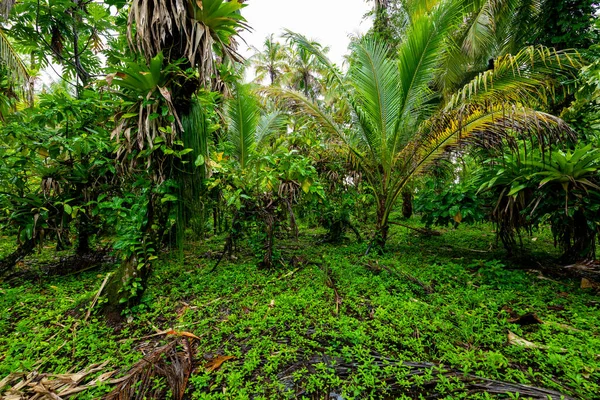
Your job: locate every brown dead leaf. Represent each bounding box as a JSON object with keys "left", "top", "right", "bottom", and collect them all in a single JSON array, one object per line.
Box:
[
  {"left": 206, "top": 355, "right": 235, "bottom": 373},
  {"left": 165, "top": 330, "right": 201, "bottom": 340},
  {"left": 453, "top": 211, "right": 462, "bottom": 223},
  {"left": 581, "top": 278, "right": 594, "bottom": 289}
]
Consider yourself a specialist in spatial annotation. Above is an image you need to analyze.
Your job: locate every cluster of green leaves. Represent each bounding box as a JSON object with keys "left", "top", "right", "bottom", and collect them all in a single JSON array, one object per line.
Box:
[
  {"left": 0, "top": 88, "right": 116, "bottom": 249},
  {"left": 478, "top": 143, "right": 600, "bottom": 259},
  {"left": 415, "top": 178, "right": 489, "bottom": 228}
]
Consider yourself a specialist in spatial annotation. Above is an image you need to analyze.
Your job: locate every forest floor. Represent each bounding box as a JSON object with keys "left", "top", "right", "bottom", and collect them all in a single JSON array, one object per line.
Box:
[{"left": 1, "top": 222, "right": 599, "bottom": 399}]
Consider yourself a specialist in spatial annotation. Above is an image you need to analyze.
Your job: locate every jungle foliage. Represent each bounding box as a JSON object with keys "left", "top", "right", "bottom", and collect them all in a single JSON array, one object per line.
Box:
[{"left": 0, "top": 0, "right": 599, "bottom": 398}]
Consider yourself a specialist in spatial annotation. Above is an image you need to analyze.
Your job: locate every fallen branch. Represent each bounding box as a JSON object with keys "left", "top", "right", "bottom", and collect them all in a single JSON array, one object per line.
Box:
[
  {"left": 388, "top": 221, "right": 441, "bottom": 236},
  {"left": 85, "top": 273, "right": 112, "bottom": 322},
  {"left": 278, "top": 352, "right": 574, "bottom": 400}
]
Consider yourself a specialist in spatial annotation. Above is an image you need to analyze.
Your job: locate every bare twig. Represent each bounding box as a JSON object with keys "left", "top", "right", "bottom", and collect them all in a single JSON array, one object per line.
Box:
[{"left": 85, "top": 273, "right": 111, "bottom": 322}]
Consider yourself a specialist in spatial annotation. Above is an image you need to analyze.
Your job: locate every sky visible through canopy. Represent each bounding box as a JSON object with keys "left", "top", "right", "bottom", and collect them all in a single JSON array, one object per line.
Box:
[{"left": 238, "top": 0, "right": 372, "bottom": 67}]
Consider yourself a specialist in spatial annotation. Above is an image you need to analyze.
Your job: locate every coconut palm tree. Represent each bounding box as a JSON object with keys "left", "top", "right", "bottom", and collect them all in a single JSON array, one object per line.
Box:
[
  {"left": 281, "top": 31, "right": 329, "bottom": 100},
  {"left": 274, "top": 0, "right": 580, "bottom": 251},
  {"left": 250, "top": 34, "right": 287, "bottom": 85}
]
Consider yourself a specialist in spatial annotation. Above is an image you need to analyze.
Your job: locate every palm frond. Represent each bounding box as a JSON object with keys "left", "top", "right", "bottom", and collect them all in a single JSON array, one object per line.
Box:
[
  {"left": 226, "top": 84, "right": 260, "bottom": 170},
  {"left": 260, "top": 86, "right": 346, "bottom": 143},
  {"left": 349, "top": 38, "right": 402, "bottom": 169},
  {"left": 405, "top": 105, "right": 574, "bottom": 183},
  {"left": 446, "top": 46, "right": 582, "bottom": 110},
  {"left": 255, "top": 111, "right": 287, "bottom": 146},
  {"left": 0, "top": 28, "right": 29, "bottom": 85},
  {"left": 283, "top": 30, "right": 344, "bottom": 88},
  {"left": 394, "top": 0, "right": 462, "bottom": 149}
]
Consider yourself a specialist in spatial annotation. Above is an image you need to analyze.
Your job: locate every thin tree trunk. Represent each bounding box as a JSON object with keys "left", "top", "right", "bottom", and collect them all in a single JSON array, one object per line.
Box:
[
  {"left": 401, "top": 188, "right": 413, "bottom": 219},
  {"left": 374, "top": 197, "right": 389, "bottom": 252}
]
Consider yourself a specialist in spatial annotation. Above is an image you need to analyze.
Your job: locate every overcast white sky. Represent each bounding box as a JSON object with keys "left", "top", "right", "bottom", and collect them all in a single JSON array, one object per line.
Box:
[{"left": 238, "top": 0, "right": 373, "bottom": 67}]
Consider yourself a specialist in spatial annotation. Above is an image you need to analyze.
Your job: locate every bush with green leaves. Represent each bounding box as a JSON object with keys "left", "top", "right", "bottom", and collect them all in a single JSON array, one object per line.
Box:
[
  {"left": 478, "top": 143, "right": 600, "bottom": 260},
  {"left": 415, "top": 178, "right": 488, "bottom": 228},
  {"left": 0, "top": 88, "right": 117, "bottom": 272}
]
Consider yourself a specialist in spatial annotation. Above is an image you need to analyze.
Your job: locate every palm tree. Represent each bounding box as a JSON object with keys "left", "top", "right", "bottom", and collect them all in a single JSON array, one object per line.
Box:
[
  {"left": 273, "top": 0, "right": 580, "bottom": 251},
  {"left": 250, "top": 34, "right": 287, "bottom": 85},
  {"left": 104, "top": 0, "right": 249, "bottom": 309},
  {"left": 223, "top": 83, "right": 288, "bottom": 267},
  {"left": 282, "top": 31, "right": 329, "bottom": 100},
  {"left": 437, "top": 0, "right": 547, "bottom": 96}
]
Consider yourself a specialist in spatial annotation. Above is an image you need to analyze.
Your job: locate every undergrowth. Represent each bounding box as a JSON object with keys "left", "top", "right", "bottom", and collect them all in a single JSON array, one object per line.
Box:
[{"left": 0, "top": 223, "right": 599, "bottom": 399}]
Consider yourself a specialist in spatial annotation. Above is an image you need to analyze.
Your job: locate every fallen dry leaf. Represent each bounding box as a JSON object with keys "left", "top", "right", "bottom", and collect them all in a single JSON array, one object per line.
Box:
[
  {"left": 165, "top": 330, "right": 201, "bottom": 340},
  {"left": 581, "top": 278, "right": 595, "bottom": 289},
  {"left": 206, "top": 355, "right": 235, "bottom": 372}
]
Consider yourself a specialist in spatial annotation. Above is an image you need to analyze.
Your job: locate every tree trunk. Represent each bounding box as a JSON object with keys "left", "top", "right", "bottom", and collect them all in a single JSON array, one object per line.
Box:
[
  {"left": 104, "top": 254, "right": 151, "bottom": 313},
  {"left": 103, "top": 195, "right": 156, "bottom": 313},
  {"left": 373, "top": 197, "right": 389, "bottom": 253},
  {"left": 401, "top": 188, "right": 413, "bottom": 219},
  {"left": 76, "top": 213, "right": 91, "bottom": 255}
]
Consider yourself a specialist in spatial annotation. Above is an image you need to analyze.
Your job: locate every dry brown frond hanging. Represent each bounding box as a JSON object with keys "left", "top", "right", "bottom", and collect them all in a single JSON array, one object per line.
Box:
[
  {"left": 104, "top": 337, "right": 195, "bottom": 400},
  {"left": 127, "top": 0, "right": 248, "bottom": 85},
  {"left": 0, "top": 0, "right": 15, "bottom": 18},
  {"left": 50, "top": 25, "right": 64, "bottom": 56}
]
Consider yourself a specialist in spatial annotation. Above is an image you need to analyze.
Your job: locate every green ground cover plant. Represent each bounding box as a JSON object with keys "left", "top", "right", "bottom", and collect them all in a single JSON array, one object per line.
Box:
[{"left": 1, "top": 222, "right": 598, "bottom": 399}]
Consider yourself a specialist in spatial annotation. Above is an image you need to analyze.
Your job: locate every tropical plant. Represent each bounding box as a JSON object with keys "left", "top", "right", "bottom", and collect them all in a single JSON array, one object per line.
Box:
[
  {"left": 535, "top": 0, "right": 599, "bottom": 50},
  {"left": 0, "top": 2, "right": 31, "bottom": 107},
  {"left": 127, "top": 0, "right": 247, "bottom": 87},
  {"left": 415, "top": 178, "right": 489, "bottom": 228},
  {"left": 207, "top": 84, "right": 327, "bottom": 267},
  {"left": 98, "top": 0, "right": 249, "bottom": 308},
  {"left": 0, "top": 87, "right": 116, "bottom": 276},
  {"left": 478, "top": 143, "right": 600, "bottom": 260},
  {"left": 272, "top": 0, "right": 580, "bottom": 251},
  {"left": 281, "top": 31, "right": 329, "bottom": 100},
  {"left": 0, "top": 29, "right": 29, "bottom": 87}
]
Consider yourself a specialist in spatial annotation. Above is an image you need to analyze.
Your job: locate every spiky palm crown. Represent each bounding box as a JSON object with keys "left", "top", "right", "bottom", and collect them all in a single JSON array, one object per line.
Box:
[{"left": 268, "top": 0, "right": 581, "bottom": 232}]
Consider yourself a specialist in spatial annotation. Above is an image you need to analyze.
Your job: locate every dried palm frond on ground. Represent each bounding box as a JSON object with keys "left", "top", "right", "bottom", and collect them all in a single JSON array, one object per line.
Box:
[
  {"left": 0, "top": 336, "right": 196, "bottom": 400},
  {"left": 104, "top": 337, "right": 195, "bottom": 400},
  {"left": 0, "top": 362, "right": 115, "bottom": 400}
]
